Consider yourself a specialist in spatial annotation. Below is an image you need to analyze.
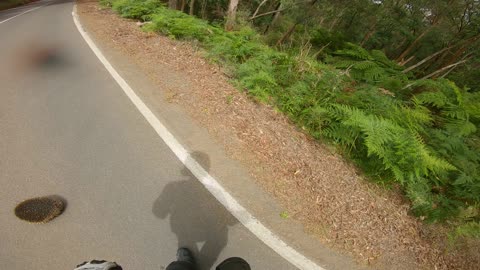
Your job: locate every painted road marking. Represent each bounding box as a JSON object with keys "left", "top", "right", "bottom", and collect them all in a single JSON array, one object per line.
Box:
[{"left": 72, "top": 5, "right": 326, "bottom": 270}]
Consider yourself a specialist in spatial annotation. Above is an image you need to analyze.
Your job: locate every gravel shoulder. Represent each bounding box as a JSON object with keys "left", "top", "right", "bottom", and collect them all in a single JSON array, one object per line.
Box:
[{"left": 76, "top": 1, "right": 479, "bottom": 269}]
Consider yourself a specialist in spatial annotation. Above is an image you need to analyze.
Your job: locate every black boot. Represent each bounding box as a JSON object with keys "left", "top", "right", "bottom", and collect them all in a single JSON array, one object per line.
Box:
[
  {"left": 176, "top": 247, "right": 195, "bottom": 265},
  {"left": 166, "top": 248, "right": 196, "bottom": 270},
  {"left": 216, "top": 257, "right": 251, "bottom": 270}
]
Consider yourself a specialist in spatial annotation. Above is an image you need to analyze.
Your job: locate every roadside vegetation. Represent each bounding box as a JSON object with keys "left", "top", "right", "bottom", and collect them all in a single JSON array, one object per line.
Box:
[
  {"left": 100, "top": 0, "right": 480, "bottom": 240},
  {"left": 0, "top": 0, "right": 34, "bottom": 10}
]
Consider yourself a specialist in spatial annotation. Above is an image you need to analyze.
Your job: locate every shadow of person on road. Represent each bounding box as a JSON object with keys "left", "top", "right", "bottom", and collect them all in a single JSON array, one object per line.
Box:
[{"left": 152, "top": 151, "right": 238, "bottom": 270}]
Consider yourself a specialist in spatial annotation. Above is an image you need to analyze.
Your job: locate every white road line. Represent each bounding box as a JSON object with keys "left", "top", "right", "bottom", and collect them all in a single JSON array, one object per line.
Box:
[
  {"left": 0, "top": 2, "right": 48, "bottom": 24},
  {"left": 72, "top": 5, "right": 326, "bottom": 270}
]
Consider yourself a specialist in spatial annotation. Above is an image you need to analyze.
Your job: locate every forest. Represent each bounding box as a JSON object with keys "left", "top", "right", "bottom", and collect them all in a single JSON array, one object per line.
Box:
[{"left": 100, "top": 0, "right": 480, "bottom": 238}]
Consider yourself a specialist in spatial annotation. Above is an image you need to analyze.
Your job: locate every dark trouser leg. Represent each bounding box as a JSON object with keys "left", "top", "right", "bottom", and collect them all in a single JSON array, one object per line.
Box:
[{"left": 166, "top": 261, "right": 196, "bottom": 270}]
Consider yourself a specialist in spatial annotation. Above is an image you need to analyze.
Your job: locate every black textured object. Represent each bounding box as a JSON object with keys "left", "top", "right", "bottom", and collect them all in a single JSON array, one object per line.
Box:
[
  {"left": 216, "top": 257, "right": 251, "bottom": 270},
  {"left": 176, "top": 248, "right": 195, "bottom": 265},
  {"left": 14, "top": 196, "right": 66, "bottom": 223}
]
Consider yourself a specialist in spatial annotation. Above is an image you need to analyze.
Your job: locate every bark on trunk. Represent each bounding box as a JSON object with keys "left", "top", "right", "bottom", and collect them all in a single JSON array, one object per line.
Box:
[
  {"left": 168, "top": 0, "right": 178, "bottom": 10},
  {"left": 275, "top": 0, "right": 318, "bottom": 45},
  {"left": 252, "top": 0, "right": 268, "bottom": 19},
  {"left": 276, "top": 22, "right": 298, "bottom": 46},
  {"left": 402, "top": 46, "right": 453, "bottom": 73},
  {"left": 200, "top": 0, "right": 207, "bottom": 19},
  {"left": 360, "top": 26, "right": 376, "bottom": 47},
  {"left": 395, "top": 30, "right": 429, "bottom": 62},
  {"left": 250, "top": 8, "right": 286, "bottom": 20},
  {"left": 180, "top": 0, "right": 186, "bottom": 12},
  {"left": 442, "top": 35, "right": 479, "bottom": 68},
  {"left": 225, "top": 0, "right": 239, "bottom": 31},
  {"left": 263, "top": 2, "right": 282, "bottom": 34},
  {"left": 398, "top": 55, "right": 415, "bottom": 66},
  {"left": 189, "top": 0, "right": 195, "bottom": 15},
  {"left": 421, "top": 60, "right": 468, "bottom": 80}
]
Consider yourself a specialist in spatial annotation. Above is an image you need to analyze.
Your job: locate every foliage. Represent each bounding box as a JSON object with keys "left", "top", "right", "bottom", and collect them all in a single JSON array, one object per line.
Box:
[
  {"left": 0, "top": 0, "right": 32, "bottom": 10},
  {"left": 98, "top": 0, "right": 114, "bottom": 7},
  {"left": 106, "top": 0, "right": 480, "bottom": 236},
  {"left": 111, "top": 0, "right": 163, "bottom": 20},
  {"left": 449, "top": 220, "right": 480, "bottom": 244},
  {"left": 144, "top": 8, "right": 218, "bottom": 41},
  {"left": 327, "top": 43, "right": 408, "bottom": 85}
]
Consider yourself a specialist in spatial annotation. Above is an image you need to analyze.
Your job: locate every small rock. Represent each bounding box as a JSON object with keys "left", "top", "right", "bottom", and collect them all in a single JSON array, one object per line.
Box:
[{"left": 136, "top": 21, "right": 152, "bottom": 27}]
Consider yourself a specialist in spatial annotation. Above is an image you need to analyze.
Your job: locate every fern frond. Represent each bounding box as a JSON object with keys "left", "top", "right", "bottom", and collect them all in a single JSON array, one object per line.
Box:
[
  {"left": 414, "top": 92, "right": 448, "bottom": 108},
  {"left": 334, "top": 43, "right": 371, "bottom": 60},
  {"left": 364, "top": 67, "right": 386, "bottom": 82},
  {"left": 353, "top": 60, "right": 377, "bottom": 71},
  {"left": 331, "top": 59, "right": 357, "bottom": 69},
  {"left": 445, "top": 119, "right": 477, "bottom": 136}
]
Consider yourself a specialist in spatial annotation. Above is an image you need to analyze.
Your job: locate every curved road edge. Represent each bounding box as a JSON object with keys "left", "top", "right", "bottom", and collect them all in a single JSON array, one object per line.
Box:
[{"left": 72, "top": 4, "right": 326, "bottom": 270}]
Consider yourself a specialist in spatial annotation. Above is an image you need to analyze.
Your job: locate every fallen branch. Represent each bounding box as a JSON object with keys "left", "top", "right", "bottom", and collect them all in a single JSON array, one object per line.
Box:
[
  {"left": 251, "top": 0, "right": 269, "bottom": 19},
  {"left": 402, "top": 46, "right": 452, "bottom": 73},
  {"left": 402, "top": 60, "right": 468, "bottom": 89},
  {"left": 249, "top": 8, "right": 288, "bottom": 20}
]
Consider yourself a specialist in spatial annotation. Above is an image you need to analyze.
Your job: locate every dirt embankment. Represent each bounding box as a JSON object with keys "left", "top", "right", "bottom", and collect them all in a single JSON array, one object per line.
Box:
[{"left": 77, "top": 1, "right": 479, "bottom": 269}]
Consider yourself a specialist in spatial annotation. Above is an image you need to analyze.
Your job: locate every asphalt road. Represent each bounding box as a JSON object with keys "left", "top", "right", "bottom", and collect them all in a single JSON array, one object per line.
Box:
[{"left": 0, "top": 1, "right": 296, "bottom": 269}]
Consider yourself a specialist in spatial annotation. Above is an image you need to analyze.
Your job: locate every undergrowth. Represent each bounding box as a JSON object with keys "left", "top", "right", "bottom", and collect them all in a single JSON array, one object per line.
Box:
[
  {"left": 101, "top": 0, "right": 480, "bottom": 238},
  {"left": 0, "top": 0, "right": 32, "bottom": 10}
]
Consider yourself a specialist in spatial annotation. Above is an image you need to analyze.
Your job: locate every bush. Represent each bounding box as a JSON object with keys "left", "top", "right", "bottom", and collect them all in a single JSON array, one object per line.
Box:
[
  {"left": 112, "top": 0, "right": 162, "bottom": 21},
  {"left": 144, "top": 7, "right": 218, "bottom": 41},
  {"left": 105, "top": 0, "right": 480, "bottom": 232}
]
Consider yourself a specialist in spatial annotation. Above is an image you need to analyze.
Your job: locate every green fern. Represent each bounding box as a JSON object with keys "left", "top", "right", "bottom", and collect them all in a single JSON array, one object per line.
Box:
[
  {"left": 334, "top": 43, "right": 371, "bottom": 60},
  {"left": 414, "top": 91, "right": 448, "bottom": 108},
  {"left": 104, "top": 0, "right": 480, "bottom": 228},
  {"left": 328, "top": 44, "right": 406, "bottom": 85}
]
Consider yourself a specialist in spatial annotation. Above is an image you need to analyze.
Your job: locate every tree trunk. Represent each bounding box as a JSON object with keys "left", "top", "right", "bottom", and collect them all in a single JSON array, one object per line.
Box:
[
  {"left": 402, "top": 46, "right": 453, "bottom": 73},
  {"left": 402, "top": 60, "right": 468, "bottom": 90},
  {"left": 395, "top": 15, "right": 442, "bottom": 62},
  {"left": 275, "top": 0, "right": 318, "bottom": 45},
  {"left": 423, "top": 60, "right": 468, "bottom": 80},
  {"left": 328, "top": 8, "right": 345, "bottom": 31},
  {"left": 168, "top": 0, "right": 178, "bottom": 10},
  {"left": 189, "top": 0, "right": 195, "bottom": 15},
  {"left": 345, "top": 11, "right": 358, "bottom": 30},
  {"left": 225, "top": 0, "right": 239, "bottom": 31},
  {"left": 360, "top": 26, "right": 376, "bottom": 47},
  {"left": 252, "top": 0, "right": 268, "bottom": 18},
  {"left": 200, "top": 0, "right": 207, "bottom": 19},
  {"left": 180, "top": 0, "right": 186, "bottom": 12},
  {"left": 395, "top": 30, "right": 429, "bottom": 62},
  {"left": 250, "top": 8, "right": 287, "bottom": 20},
  {"left": 276, "top": 22, "right": 298, "bottom": 46},
  {"left": 263, "top": 2, "right": 282, "bottom": 34},
  {"left": 398, "top": 55, "right": 415, "bottom": 66},
  {"left": 442, "top": 35, "right": 479, "bottom": 68}
]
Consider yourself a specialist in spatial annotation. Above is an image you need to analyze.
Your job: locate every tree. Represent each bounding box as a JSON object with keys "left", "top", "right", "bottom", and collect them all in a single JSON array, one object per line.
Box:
[
  {"left": 225, "top": 0, "right": 239, "bottom": 31},
  {"left": 168, "top": 0, "right": 179, "bottom": 10},
  {"left": 189, "top": 0, "right": 195, "bottom": 15}
]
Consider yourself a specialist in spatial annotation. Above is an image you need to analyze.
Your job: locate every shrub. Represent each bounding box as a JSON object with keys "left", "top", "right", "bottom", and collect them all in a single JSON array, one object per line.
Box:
[
  {"left": 112, "top": 0, "right": 162, "bottom": 21},
  {"left": 105, "top": 0, "right": 480, "bottom": 232},
  {"left": 144, "top": 8, "right": 217, "bottom": 41}
]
